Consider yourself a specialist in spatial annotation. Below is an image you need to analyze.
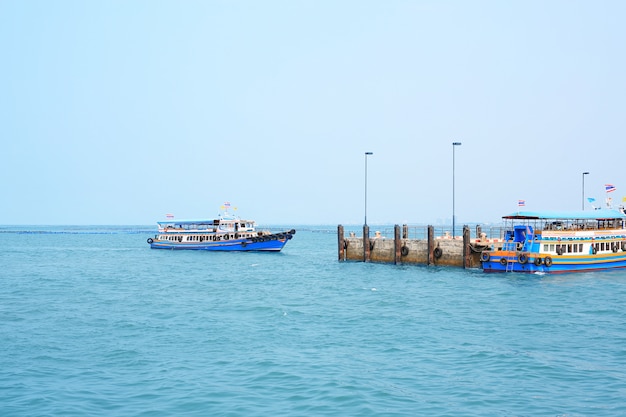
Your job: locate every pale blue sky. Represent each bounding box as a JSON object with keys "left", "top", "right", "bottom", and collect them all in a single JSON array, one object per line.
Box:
[{"left": 2, "top": 1, "right": 625, "bottom": 225}]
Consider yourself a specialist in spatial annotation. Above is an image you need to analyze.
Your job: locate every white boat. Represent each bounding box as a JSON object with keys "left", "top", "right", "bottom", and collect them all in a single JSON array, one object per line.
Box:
[
  {"left": 481, "top": 209, "right": 626, "bottom": 273},
  {"left": 147, "top": 204, "right": 295, "bottom": 251}
]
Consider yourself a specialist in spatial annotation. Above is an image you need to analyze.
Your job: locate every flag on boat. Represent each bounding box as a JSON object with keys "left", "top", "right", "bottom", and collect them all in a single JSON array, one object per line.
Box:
[
  {"left": 587, "top": 197, "right": 596, "bottom": 203},
  {"left": 518, "top": 200, "right": 525, "bottom": 207},
  {"left": 622, "top": 196, "right": 626, "bottom": 203},
  {"left": 605, "top": 184, "right": 616, "bottom": 193},
  {"left": 166, "top": 213, "right": 174, "bottom": 219}
]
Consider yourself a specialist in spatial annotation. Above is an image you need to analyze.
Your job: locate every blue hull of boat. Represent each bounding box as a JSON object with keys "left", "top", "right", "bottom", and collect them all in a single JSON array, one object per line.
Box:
[
  {"left": 482, "top": 253, "right": 626, "bottom": 274},
  {"left": 149, "top": 238, "right": 288, "bottom": 251}
]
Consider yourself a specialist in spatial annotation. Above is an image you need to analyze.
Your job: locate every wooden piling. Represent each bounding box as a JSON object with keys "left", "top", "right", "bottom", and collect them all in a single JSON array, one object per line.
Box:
[
  {"left": 394, "top": 224, "right": 401, "bottom": 264},
  {"left": 463, "top": 225, "right": 470, "bottom": 269},
  {"left": 363, "top": 225, "right": 370, "bottom": 262},
  {"left": 427, "top": 225, "right": 434, "bottom": 265},
  {"left": 338, "top": 224, "right": 345, "bottom": 261}
]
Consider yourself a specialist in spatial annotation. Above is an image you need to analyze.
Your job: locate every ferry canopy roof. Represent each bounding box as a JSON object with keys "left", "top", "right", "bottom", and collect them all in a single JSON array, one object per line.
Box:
[
  {"left": 504, "top": 209, "right": 626, "bottom": 220},
  {"left": 157, "top": 217, "right": 250, "bottom": 226}
]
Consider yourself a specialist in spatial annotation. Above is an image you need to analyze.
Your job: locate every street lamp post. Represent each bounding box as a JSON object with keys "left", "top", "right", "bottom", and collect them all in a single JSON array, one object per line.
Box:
[
  {"left": 452, "top": 142, "right": 462, "bottom": 238},
  {"left": 582, "top": 172, "right": 589, "bottom": 210},
  {"left": 364, "top": 152, "right": 373, "bottom": 226}
]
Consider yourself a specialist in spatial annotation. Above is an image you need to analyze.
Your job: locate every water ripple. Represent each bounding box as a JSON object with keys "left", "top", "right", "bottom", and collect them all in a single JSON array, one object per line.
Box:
[{"left": 1, "top": 229, "right": 626, "bottom": 416}]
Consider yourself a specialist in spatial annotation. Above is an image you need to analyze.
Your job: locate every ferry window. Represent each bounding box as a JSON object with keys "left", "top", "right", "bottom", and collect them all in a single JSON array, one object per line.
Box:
[
  {"left": 549, "top": 244, "right": 554, "bottom": 252},
  {"left": 573, "top": 244, "right": 578, "bottom": 253},
  {"left": 578, "top": 244, "right": 583, "bottom": 252},
  {"left": 567, "top": 244, "right": 572, "bottom": 253},
  {"left": 601, "top": 242, "right": 605, "bottom": 251}
]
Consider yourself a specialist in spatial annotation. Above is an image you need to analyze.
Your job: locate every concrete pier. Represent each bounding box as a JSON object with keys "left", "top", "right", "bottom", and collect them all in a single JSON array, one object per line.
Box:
[{"left": 338, "top": 224, "right": 489, "bottom": 268}]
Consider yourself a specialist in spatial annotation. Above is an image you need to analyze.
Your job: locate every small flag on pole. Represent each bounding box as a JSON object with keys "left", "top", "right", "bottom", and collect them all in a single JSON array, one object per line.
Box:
[
  {"left": 587, "top": 197, "right": 596, "bottom": 203},
  {"left": 622, "top": 196, "right": 626, "bottom": 203},
  {"left": 166, "top": 213, "right": 174, "bottom": 219},
  {"left": 605, "top": 184, "right": 616, "bottom": 193},
  {"left": 518, "top": 200, "right": 525, "bottom": 207}
]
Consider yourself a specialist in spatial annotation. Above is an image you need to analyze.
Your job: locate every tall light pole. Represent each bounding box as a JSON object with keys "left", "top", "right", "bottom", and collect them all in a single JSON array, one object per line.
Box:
[
  {"left": 452, "top": 142, "right": 462, "bottom": 238},
  {"left": 582, "top": 171, "right": 589, "bottom": 210},
  {"left": 364, "top": 152, "right": 373, "bottom": 226}
]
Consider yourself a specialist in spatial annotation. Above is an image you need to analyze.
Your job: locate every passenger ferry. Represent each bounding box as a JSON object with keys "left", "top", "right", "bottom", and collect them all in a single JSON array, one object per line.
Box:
[
  {"left": 147, "top": 205, "right": 295, "bottom": 251},
  {"left": 480, "top": 209, "right": 626, "bottom": 273}
]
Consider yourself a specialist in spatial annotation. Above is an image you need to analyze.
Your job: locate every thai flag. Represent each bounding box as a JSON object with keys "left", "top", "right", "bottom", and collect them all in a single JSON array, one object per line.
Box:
[
  {"left": 518, "top": 200, "right": 525, "bottom": 207},
  {"left": 605, "top": 184, "right": 616, "bottom": 193},
  {"left": 224, "top": 201, "right": 231, "bottom": 208},
  {"left": 166, "top": 213, "right": 174, "bottom": 219}
]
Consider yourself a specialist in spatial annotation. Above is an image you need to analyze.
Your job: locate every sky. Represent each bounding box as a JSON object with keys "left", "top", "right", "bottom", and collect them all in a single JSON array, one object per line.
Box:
[{"left": 2, "top": 0, "right": 625, "bottom": 225}]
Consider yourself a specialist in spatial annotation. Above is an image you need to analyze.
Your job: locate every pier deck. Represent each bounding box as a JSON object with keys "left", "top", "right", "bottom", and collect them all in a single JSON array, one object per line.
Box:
[{"left": 338, "top": 224, "right": 499, "bottom": 268}]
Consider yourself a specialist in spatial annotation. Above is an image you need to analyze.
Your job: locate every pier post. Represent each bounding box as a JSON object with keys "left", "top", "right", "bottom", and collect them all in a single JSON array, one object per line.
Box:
[
  {"left": 463, "top": 225, "right": 470, "bottom": 269},
  {"left": 363, "top": 225, "right": 370, "bottom": 262},
  {"left": 427, "top": 225, "right": 434, "bottom": 265},
  {"left": 394, "top": 224, "right": 401, "bottom": 264},
  {"left": 338, "top": 225, "right": 345, "bottom": 262}
]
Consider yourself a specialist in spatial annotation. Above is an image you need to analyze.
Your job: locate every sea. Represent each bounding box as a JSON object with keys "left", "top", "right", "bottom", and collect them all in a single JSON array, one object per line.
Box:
[{"left": 1, "top": 225, "right": 626, "bottom": 417}]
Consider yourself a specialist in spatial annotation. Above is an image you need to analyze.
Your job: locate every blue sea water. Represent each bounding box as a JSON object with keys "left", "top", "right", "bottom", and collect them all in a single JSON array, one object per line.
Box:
[{"left": 1, "top": 225, "right": 626, "bottom": 416}]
